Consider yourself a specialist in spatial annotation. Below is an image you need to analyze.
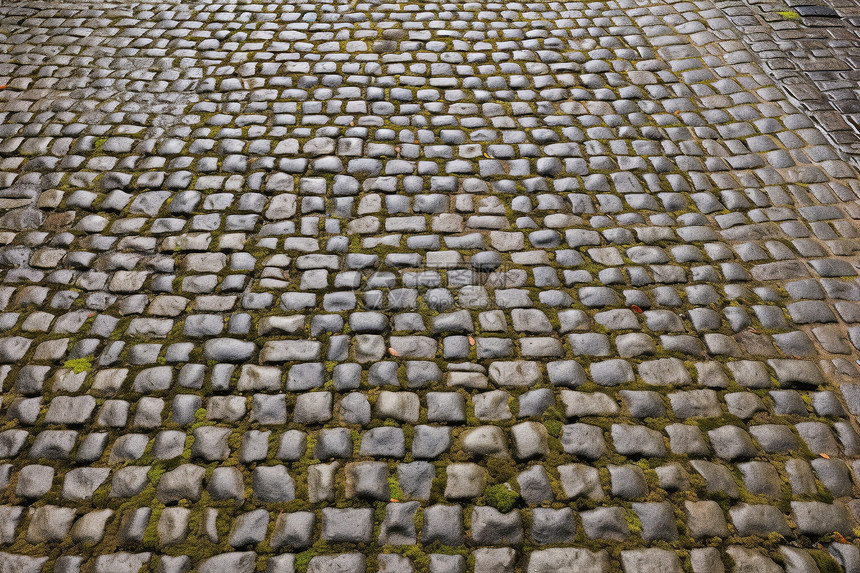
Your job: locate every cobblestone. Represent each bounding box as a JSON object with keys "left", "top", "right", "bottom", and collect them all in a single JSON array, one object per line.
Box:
[{"left": 0, "top": 0, "right": 857, "bottom": 569}]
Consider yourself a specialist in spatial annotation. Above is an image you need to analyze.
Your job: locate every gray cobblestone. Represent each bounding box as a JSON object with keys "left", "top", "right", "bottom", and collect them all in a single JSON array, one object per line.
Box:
[{"left": 0, "top": 0, "right": 857, "bottom": 568}]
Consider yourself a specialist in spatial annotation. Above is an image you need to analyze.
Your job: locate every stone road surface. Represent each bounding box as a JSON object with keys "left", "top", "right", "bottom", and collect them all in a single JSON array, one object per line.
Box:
[
  {"left": 0, "top": 0, "right": 860, "bottom": 572},
  {"left": 721, "top": 0, "right": 860, "bottom": 164}
]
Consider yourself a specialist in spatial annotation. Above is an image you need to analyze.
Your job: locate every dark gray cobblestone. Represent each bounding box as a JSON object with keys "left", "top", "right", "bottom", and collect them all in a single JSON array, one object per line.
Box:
[
  {"left": 718, "top": 0, "right": 860, "bottom": 162},
  {"left": 0, "top": 0, "right": 859, "bottom": 571}
]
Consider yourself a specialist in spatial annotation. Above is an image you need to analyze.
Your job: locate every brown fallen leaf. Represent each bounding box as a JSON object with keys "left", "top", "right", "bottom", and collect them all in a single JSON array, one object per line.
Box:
[
  {"left": 388, "top": 347, "right": 399, "bottom": 356},
  {"left": 468, "top": 336, "right": 475, "bottom": 346},
  {"left": 821, "top": 453, "right": 830, "bottom": 459},
  {"left": 631, "top": 304, "right": 643, "bottom": 314}
]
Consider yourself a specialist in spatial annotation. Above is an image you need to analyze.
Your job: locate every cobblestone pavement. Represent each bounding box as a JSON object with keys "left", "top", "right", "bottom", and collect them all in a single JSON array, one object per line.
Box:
[
  {"left": 720, "top": 0, "right": 860, "bottom": 164},
  {"left": 2, "top": 0, "right": 860, "bottom": 572}
]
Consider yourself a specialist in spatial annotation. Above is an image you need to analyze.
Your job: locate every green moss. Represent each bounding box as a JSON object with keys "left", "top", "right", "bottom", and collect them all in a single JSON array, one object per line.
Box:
[
  {"left": 387, "top": 545, "right": 430, "bottom": 571},
  {"left": 778, "top": 10, "right": 800, "bottom": 19},
  {"left": 295, "top": 550, "right": 315, "bottom": 572},
  {"left": 388, "top": 475, "right": 403, "bottom": 501},
  {"left": 428, "top": 463, "right": 447, "bottom": 503},
  {"left": 694, "top": 414, "right": 745, "bottom": 433},
  {"left": 142, "top": 506, "right": 164, "bottom": 547},
  {"left": 484, "top": 457, "right": 517, "bottom": 483},
  {"left": 62, "top": 357, "right": 92, "bottom": 373},
  {"left": 766, "top": 531, "right": 785, "bottom": 545},
  {"left": 624, "top": 510, "right": 642, "bottom": 535},
  {"left": 482, "top": 483, "right": 518, "bottom": 513},
  {"left": 544, "top": 419, "right": 563, "bottom": 438},
  {"left": 810, "top": 550, "right": 843, "bottom": 573},
  {"left": 147, "top": 464, "right": 167, "bottom": 481}
]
